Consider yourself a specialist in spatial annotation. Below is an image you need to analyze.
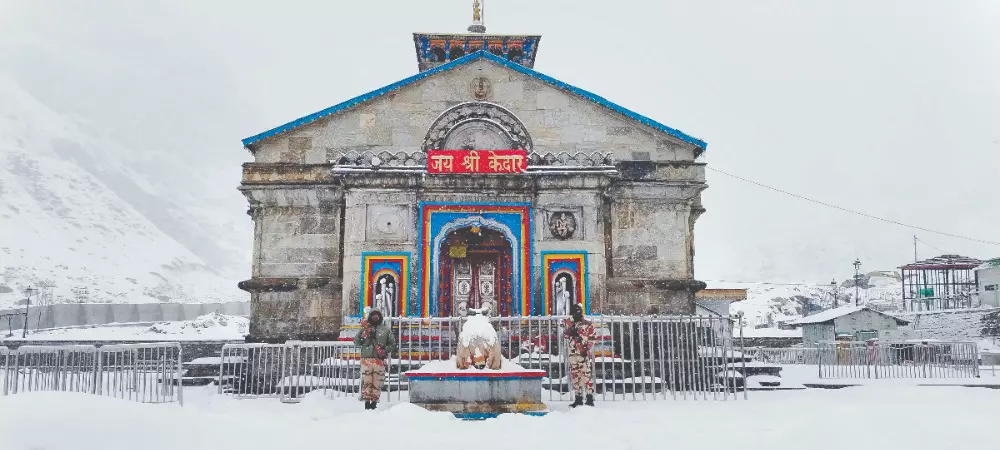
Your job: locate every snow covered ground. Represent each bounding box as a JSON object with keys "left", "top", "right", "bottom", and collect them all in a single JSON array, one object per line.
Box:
[
  {"left": 4, "top": 313, "right": 247, "bottom": 341},
  {"left": 2, "top": 386, "right": 997, "bottom": 450}
]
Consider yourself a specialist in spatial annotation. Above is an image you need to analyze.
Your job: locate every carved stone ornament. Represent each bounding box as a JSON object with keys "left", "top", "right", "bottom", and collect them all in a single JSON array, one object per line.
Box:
[
  {"left": 422, "top": 102, "right": 533, "bottom": 151},
  {"left": 469, "top": 76, "right": 492, "bottom": 100},
  {"left": 548, "top": 212, "right": 577, "bottom": 240}
]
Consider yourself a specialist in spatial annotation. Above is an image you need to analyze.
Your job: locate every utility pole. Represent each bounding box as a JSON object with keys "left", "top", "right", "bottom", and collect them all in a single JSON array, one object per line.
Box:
[
  {"left": 831, "top": 279, "right": 838, "bottom": 308},
  {"left": 913, "top": 235, "right": 918, "bottom": 263},
  {"left": 853, "top": 259, "right": 862, "bottom": 306},
  {"left": 22, "top": 286, "right": 36, "bottom": 338}
]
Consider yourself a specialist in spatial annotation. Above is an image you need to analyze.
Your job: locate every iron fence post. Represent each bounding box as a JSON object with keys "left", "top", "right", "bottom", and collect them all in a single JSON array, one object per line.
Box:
[
  {"left": 817, "top": 344, "right": 823, "bottom": 379},
  {"left": 176, "top": 344, "right": 184, "bottom": 406},
  {"left": 93, "top": 348, "right": 102, "bottom": 395},
  {"left": 738, "top": 315, "right": 747, "bottom": 399}
]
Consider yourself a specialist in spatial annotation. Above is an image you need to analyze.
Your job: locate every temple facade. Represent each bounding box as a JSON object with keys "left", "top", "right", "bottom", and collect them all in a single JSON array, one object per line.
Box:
[{"left": 237, "top": 9, "right": 709, "bottom": 341}]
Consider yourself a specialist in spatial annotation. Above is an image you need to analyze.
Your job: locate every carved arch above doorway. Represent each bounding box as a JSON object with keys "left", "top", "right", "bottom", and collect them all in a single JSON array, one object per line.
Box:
[{"left": 422, "top": 102, "right": 533, "bottom": 152}]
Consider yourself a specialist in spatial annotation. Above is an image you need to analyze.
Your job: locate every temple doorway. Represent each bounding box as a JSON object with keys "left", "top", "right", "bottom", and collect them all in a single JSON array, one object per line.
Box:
[{"left": 438, "top": 226, "right": 513, "bottom": 316}]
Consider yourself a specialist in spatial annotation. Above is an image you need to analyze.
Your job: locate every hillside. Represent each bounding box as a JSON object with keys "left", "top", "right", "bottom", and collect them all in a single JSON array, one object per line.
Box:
[
  {"left": 730, "top": 275, "right": 904, "bottom": 326},
  {"left": 0, "top": 76, "right": 245, "bottom": 308}
]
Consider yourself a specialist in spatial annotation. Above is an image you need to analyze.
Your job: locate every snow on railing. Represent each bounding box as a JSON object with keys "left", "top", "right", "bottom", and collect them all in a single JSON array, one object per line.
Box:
[
  {"left": 217, "top": 314, "right": 746, "bottom": 403},
  {"left": 1, "top": 342, "right": 183, "bottom": 404}
]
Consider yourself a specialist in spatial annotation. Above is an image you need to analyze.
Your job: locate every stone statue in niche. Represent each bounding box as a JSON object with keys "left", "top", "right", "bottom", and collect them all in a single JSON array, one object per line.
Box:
[
  {"left": 374, "top": 276, "right": 395, "bottom": 319},
  {"left": 554, "top": 274, "right": 574, "bottom": 316},
  {"left": 548, "top": 212, "right": 577, "bottom": 240}
]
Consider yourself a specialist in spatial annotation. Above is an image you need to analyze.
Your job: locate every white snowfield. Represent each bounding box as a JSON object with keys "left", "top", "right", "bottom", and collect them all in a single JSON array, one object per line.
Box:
[{"left": 2, "top": 386, "right": 997, "bottom": 450}]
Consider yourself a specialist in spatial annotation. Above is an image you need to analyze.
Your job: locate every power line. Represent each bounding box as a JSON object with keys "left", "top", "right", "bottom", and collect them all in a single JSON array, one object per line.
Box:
[
  {"left": 707, "top": 167, "right": 1000, "bottom": 246},
  {"left": 915, "top": 236, "right": 947, "bottom": 254}
]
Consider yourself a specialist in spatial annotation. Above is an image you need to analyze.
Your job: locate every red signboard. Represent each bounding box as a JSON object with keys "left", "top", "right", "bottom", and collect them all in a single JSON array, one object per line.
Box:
[{"left": 427, "top": 149, "right": 527, "bottom": 174}]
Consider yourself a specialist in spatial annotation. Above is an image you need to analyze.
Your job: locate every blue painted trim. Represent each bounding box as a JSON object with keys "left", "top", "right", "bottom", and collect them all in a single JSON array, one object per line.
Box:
[
  {"left": 241, "top": 51, "right": 706, "bottom": 151},
  {"left": 454, "top": 411, "right": 548, "bottom": 420},
  {"left": 540, "top": 250, "right": 590, "bottom": 315}
]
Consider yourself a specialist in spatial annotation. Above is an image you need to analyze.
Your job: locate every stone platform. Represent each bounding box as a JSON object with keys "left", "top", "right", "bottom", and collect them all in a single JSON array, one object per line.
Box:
[{"left": 405, "top": 367, "right": 548, "bottom": 419}]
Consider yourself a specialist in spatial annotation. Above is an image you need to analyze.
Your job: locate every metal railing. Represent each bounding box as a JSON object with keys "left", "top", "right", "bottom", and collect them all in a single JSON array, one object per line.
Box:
[
  {"left": 217, "top": 314, "right": 746, "bottom": 402},
  {"left": 745, "top": 347, "right": 820, "bottom": 365},
  {"left": 1, "top": 342, "right": 183, "bottom": 404},
  {"left": 817, "top": 341, "right": 979, "bottom": 379},
  {"left": 217, "top": 341, "right": 357, "bottom": 401}
]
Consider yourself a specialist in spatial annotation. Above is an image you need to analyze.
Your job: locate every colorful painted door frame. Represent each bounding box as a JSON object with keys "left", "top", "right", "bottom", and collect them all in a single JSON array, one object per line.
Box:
[{"left": 418, "top": 202, "right": 533, "bottom": 316}]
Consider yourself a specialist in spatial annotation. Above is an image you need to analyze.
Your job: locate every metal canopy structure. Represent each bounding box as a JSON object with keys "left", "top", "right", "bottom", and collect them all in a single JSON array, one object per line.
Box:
[{"left": 900, "top": 254, "right": 982, "bottom": 311}]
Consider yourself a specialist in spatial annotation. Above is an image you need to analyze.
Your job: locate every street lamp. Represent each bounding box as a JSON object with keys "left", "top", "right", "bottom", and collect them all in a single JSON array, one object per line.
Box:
[
  {"left": 831, "top": 279, "right": 838, "bottom": 308},
  {"left": 853, "top": 259, "right": 862, "bottom": 306},
  {"left": 23, "top": 286, "right": 36, "bottom": 338}
]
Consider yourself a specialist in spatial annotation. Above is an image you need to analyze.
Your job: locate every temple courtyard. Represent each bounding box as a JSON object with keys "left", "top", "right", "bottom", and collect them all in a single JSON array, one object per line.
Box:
[{"left": 2, "top": 386, "right": 995, "bottom": 450}]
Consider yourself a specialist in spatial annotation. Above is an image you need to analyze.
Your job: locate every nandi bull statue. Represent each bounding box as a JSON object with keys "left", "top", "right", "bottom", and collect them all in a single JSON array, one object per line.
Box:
[{"left": 455, "top": 307, "right": 502, "bottom": 370}]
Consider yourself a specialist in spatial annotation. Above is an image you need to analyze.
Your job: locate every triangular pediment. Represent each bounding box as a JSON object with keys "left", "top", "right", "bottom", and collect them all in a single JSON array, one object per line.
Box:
[{"left": 244, "top": 52, "right": 706, "bottom": 164}]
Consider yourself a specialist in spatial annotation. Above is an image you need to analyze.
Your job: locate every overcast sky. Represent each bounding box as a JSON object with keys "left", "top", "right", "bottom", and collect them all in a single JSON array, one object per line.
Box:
[{"left": 2, "top": 0, "right": 998, "bottom": 285}]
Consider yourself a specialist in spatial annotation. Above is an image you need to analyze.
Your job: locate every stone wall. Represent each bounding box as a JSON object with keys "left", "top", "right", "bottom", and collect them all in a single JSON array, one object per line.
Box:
[{"left": 240, "top": 187, "right": 344, "bottom": 341}]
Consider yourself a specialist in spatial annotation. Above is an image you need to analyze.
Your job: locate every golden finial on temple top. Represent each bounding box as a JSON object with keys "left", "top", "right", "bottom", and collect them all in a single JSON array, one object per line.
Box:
[{"left": 468, "top": 0, "right": 486, "bottom": 33}]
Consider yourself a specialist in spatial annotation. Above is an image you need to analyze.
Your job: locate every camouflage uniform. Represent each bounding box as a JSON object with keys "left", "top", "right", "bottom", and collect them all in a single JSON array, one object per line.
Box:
[
  {"left": 564, "top": 318, "right": 596, "bottom": 396},
  {"left": 353, "top": 317, "right": 395, "bottom": 405},
  {"left": 359, "top": 358, "right": 386, "bottom": 402}
]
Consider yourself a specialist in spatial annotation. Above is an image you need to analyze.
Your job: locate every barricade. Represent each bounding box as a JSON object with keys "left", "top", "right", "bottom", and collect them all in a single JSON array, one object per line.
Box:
[
  {"left": 1, "top": 343, "right": 183, "bottom": 404},
  {"left": 218, "top": 314, "right": 746, "bottom": 402},
  {"left": 817, "top": 341, "right": 979, "bottom": 379}
]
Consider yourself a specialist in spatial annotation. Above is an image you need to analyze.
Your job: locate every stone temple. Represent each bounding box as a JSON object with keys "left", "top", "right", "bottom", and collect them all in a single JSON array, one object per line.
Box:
[{"left": 237, "top": 7, "right": 709, "bottom": 342}]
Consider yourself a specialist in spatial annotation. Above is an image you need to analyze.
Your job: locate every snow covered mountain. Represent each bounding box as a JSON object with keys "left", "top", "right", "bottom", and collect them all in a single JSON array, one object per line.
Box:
[
  {"left": 730, "top": 274, "right": 904, "bottom": 327},
  {"left": 0, "top": 75, "right": 246, "bottom": 308}
]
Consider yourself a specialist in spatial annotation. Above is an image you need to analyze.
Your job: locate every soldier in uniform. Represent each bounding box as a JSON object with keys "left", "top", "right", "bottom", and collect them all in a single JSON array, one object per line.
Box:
[
  {"left": 353, "top": 308, "right": 395, "bottom": 410},
  {"left": 563, "top": 302, "right": 596, "bottom": 407}
]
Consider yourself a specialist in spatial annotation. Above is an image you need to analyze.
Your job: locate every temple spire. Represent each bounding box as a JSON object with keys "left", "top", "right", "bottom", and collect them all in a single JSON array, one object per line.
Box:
[{"left": 468, "top": 0, "right": 486, "bottom": 33}]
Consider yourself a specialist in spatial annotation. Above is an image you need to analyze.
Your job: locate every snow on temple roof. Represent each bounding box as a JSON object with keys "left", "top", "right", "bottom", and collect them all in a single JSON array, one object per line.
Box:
[
  {"left": 241, "top": 51, "right": 707, "bottom": 152},
  {"left": 787, "top": 305, "right": 910, "bottom": 326}
]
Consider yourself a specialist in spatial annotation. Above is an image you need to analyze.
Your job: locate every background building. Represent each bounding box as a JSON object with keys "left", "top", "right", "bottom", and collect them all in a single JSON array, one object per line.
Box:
[
  {"left": 976, "top": 258, "right": 1000, "bottom": 308},
  {"left": 790, "top": 305, "right": 912, "bottom": 344},
  {"left": 900, "top": 255, "right": 981, "bottom": 311}
]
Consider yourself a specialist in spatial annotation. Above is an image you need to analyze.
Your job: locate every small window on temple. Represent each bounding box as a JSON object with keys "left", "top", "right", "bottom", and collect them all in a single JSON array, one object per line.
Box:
[
  {"left": 489, "top": 46, "right": 503, "bottom": 57},
  {"left": 449, "top": 47, "right": 466, "bottom": 60},
  {"left": 430, "top": 46, "right": 446, "bottom": 62}
]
